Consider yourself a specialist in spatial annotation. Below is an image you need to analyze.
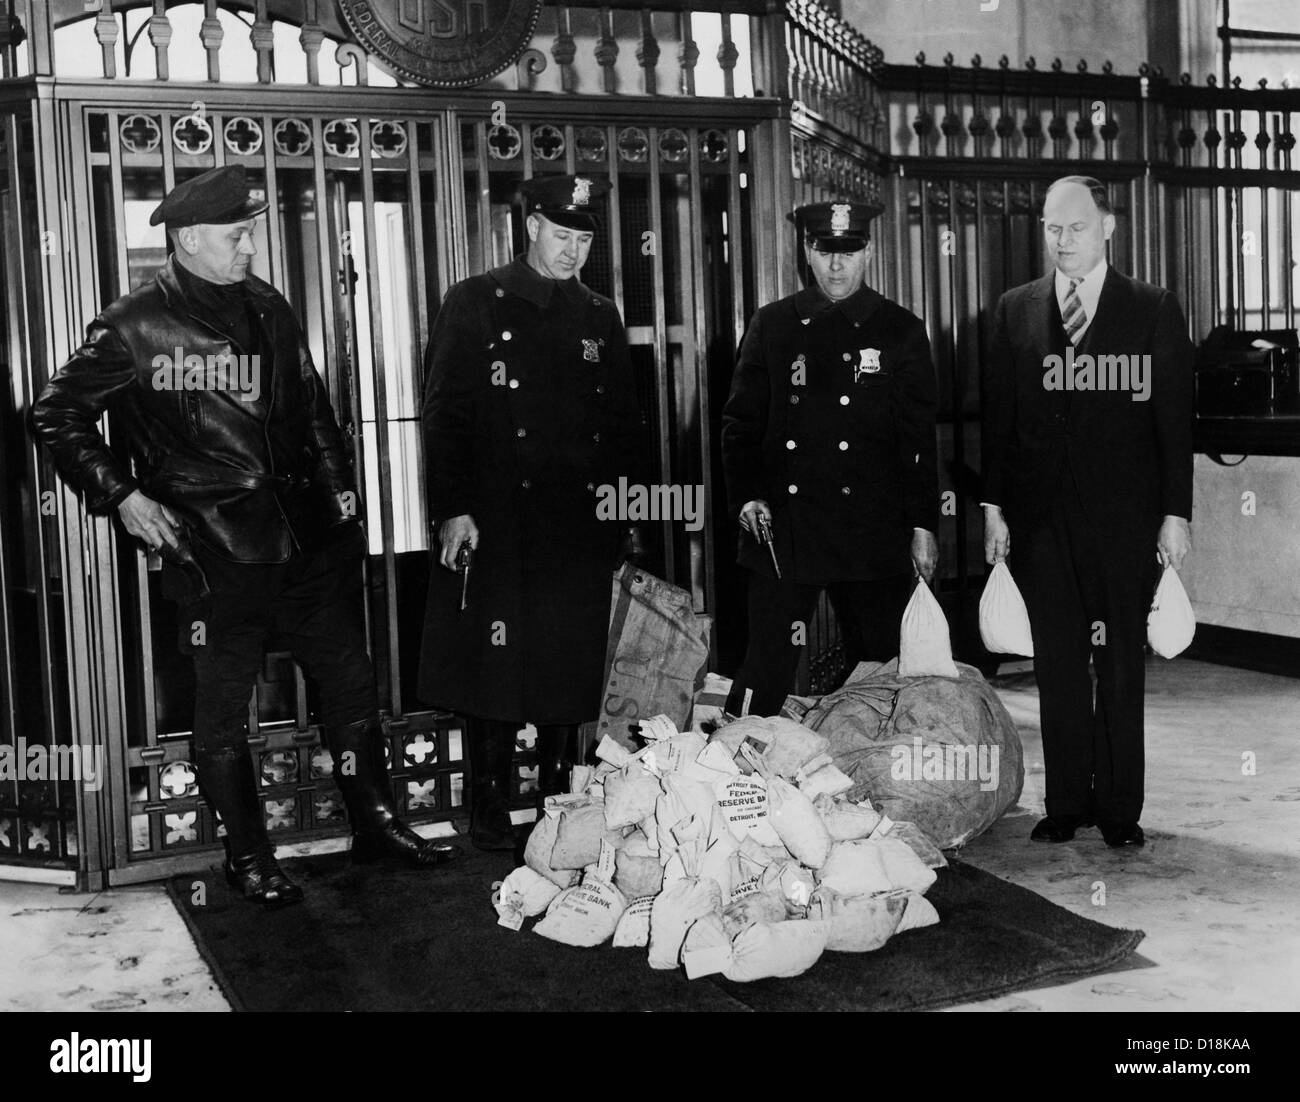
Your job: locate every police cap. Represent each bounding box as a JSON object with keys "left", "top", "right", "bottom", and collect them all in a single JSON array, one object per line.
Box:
[
  {"left": 520, "top": 174, "right": 610, "bottom": 231},
  {"left": 790, "top": 200, "right": 880, "bottom": 253},
  {"left": 149, "top": 164, "right": 270, "bottom": 229}
]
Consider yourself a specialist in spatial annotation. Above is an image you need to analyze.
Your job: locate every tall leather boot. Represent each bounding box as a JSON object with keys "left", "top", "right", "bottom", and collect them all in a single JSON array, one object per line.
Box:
[
  {"left": 329, "top": 717, "right": 462, "bottom": 867},
  {"left": 534, "top": 724, "right": 579, "bottom": 812},
  {"left": 199, "top": 749, "right": 303, "bottom": 908},
  {"left": 467, "top": 718, "right": 519, "bottom": 851}
]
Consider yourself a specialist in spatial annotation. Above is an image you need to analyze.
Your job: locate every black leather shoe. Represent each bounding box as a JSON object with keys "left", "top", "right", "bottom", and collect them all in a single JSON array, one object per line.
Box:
[
  {"left": 351, "top": 822, "right": 463, "bottom": 866},
  {"left": 1100, "top": 821, "right": 1145, "bottom": 848},
  {"left": 329, "top": 717, "right": 464, "bottom": 869},
  {"left": 224, "top": 845, "right": 304, "bottom": 907},
  {"left": 1030, "top": 814, "right": 1092, "bottom": 843}
]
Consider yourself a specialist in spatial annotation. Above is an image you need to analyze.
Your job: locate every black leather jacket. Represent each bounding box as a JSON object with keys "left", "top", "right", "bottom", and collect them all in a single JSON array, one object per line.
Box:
[{"left": 32, "top": 257, "right": 355, "bottom": 563}]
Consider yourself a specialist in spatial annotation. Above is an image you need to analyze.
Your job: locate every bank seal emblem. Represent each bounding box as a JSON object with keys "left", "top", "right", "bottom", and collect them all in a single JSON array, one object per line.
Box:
[{"left": 338, "top": 0, "right": 545, "bottom": 89}]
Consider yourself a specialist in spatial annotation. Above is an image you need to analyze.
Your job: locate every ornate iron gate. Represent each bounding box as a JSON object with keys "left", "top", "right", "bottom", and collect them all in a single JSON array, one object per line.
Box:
[{"left": 0, "top": 0, "right": 780, "bottom": 886}]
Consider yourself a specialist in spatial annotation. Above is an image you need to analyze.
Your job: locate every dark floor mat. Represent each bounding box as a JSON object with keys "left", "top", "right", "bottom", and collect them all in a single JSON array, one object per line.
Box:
[{"left": 167, "top": 846, "right": 1142, "bottom": 1012}]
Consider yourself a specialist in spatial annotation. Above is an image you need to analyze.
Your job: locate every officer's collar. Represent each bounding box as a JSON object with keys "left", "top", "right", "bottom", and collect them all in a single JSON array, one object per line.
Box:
[
  {"left": 492, "top": 256, "right": 589, "bottom": 309},
  {"left": 157, "top": 255, "right": 277, "bottom": 308},
  {"left": 794, "top": 283, "right": 883, "bottom": 326}
]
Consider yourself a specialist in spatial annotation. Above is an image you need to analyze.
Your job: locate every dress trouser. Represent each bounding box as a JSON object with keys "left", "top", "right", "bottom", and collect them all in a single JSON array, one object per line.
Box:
[
  {"left": 728, "top": 570, "right": 913, "bottom": 718},
  {"left": 166, "top": 525, "right": 378, "bottom": 846},
  {"left": 1017, "top": 488, "right": 1157, "bottom": 824}
]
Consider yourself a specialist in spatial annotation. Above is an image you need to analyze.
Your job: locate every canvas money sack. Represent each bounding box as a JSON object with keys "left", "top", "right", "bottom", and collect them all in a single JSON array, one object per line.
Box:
[
  {"left": 898, "top": 577, "right": 959, "bottom": 678},
  {"left": 978, "top": 561, "right": 1034, "bottom": 656}
]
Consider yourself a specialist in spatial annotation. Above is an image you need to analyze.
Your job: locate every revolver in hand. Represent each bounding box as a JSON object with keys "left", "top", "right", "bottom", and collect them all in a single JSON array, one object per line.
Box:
[
  {"left": 755, "top": 513, "right": 781, "bottom": 580},
  {"left": 456, "top": 542, "right": 472, "bottom": 611}
]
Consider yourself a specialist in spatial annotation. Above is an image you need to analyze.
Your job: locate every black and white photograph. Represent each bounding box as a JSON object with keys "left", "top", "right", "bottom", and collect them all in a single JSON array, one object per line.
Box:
[{"left": 0, "top": 0, "right": 1293, "bottom": 1062}]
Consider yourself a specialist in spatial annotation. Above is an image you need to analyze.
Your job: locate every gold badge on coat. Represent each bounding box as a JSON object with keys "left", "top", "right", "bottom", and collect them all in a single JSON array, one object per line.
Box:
[
  {"left": 581, "top": 338, "right": 602, "bottom": 362},
  {"left": 854, "top": 347, "right": 882, "bottom": 383}
]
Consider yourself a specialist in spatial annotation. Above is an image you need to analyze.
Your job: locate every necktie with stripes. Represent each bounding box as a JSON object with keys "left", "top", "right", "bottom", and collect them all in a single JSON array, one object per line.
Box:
[{"left": 1062, "top": 278, "right": 1086, "bottom": 344}]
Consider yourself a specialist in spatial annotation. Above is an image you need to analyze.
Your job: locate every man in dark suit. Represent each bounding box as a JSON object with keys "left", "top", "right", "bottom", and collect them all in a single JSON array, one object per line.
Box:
[
  {"left": 419, "top": 175, "right": 648, "bottom": 850},
  {"left": 981, "top": 175, "right": 1193, "bottom": 848},
  {"left": 721, "top": 201, "right": 940, "bottom": 718},
  {"left": 33, "top": 166, "right": 459, "bottom": 908}
]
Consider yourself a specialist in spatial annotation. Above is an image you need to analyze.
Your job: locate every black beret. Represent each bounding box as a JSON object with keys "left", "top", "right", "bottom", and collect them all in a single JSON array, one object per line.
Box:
[
  {"left": 789, "top": 200, "right": 880, "bottom": 252},
  {"left": 149, "top": 164, "right": 269, "bottom": 229},
  {"left": 520, "top": 174, "right": 610, "bottom": 231}
]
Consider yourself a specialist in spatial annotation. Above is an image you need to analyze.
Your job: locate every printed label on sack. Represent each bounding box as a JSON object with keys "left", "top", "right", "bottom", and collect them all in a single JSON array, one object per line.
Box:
[{"left": 715, "top": 775, "right": 778, "bottom": 843}]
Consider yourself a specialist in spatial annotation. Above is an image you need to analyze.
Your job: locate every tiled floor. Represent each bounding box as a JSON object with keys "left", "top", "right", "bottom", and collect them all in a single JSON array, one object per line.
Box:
[{"left": 2, "top": 657, "right": 1297, "bottom": 1012}]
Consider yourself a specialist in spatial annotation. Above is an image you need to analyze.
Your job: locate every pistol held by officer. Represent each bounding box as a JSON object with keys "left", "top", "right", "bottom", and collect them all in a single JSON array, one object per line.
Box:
[{"left": 721, "top": 199, "right": 941, "bottom": 718}]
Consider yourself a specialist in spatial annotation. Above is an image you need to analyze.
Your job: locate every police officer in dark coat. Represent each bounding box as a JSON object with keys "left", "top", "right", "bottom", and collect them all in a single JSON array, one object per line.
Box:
[
  {"left": 721, "top": 201, "right": 940, "bottom": 717},
  {"left": 419, "top": 175, "right": 648, "bottom": 849},
  {"left": 32, "top": 166, "right": 460, "bottom": 909}
]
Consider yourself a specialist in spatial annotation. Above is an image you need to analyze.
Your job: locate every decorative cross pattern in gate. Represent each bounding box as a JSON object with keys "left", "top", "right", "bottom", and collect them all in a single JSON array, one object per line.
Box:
[
  {"left": 273, "top": 118, "right": 312, "bottom": 156},
  {"left": 487, "top": 122, "right": 522, "bottom": 160},
  {"left": 370, "top": 120, "right": 408, "bottom": 157},
  {"left": 616, "top": 126, "right": 648, "bottom": 163},
  {"left": 224, "top": 116, "right": 264, "bottom": 155},
  {"left": 172, "top": 114, "right": 214, "bottom": 155},
  {"left": 119, "top": 114, "right": 162, "bottom": 153},
  {"left": 322, "top": 119, "right": 360, "bottom": 157},
  {"left": 531, "top": 124, "right": 565, "bottom": 161}
]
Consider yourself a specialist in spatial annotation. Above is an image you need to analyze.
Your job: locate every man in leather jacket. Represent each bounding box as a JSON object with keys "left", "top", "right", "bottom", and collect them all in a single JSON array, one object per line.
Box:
[{"left": 32, "top": 165, "right": 459, "bottom": 906}]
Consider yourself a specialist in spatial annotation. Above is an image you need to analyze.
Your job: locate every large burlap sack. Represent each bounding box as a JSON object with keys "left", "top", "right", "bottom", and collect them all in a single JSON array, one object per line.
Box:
[
  {"left": 898, "top": 578, "right": 959, "bottom": 678},
  {"left": 809, "top": 887, "right": 907, "bottom": 952},
  {"left": 1147, "top": 565, "right": 1196, "bottom": 658},
  {"left": 723, "top": 920, "right": 829, "bottom": 982},
  {"left": 594, "top": 565, "right": 712, "bottom": 751},
  {"left": 803, "top": 659, "right": 1024, "bottom": 849},
  {"left": 523, "top": 812, "right": 580, "bottom": 889},
  {"left": 979, "top": 562, "right": 1034, "bottom": 656},
  {"left": 767, "top": 777, "right": 832, "bottom": 869}
]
